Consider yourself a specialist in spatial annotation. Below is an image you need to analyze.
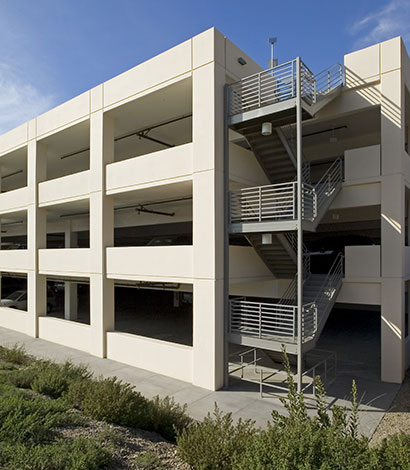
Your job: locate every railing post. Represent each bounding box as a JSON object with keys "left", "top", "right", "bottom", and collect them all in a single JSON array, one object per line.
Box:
[
  {"left": 258, "top": 73, "right": 261, "bottom": 108},
  {"left": 228, "top": 192, "right": 232, "bottom": 224},
  {"left": 259, "top": 304, "right": 262, "bottom": 338},
  {"left": 313, "top": 78, "right": 317, "bottom": 104},
  {"left": 259, "top": 186, "right": 262, "bottom": 222}
]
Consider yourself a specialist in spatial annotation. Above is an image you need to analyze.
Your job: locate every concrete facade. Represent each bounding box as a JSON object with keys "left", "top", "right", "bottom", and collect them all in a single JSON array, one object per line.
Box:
[{"left": 0, "top": 29, "right": 408, "bottom": 391}]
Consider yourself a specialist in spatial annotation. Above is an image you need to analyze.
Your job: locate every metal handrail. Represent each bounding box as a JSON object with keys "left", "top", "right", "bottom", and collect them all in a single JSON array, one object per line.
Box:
[
  {"left": 314, "top": 158, "right": 343, "bottom": 215},
  {"left": 314, "top": 63, "right": 344, "bottom": 97},
  {"left": 285, "top": 232, "right": 311, "bottom": 279},
  {"left": 311, "top": 253, "right": 344, "bottom": 332}
]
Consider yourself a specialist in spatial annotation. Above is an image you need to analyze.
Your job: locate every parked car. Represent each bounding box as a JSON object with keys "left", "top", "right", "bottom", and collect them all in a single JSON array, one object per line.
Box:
[
  {"left": 146, "top": 234, "right": 192, "bottom": 246},
  {"left": 1, "top": 289, "right": 56, "bottom": 313},
  {"left": 0, "top": 290, "right": 27, "bottom": 310}
]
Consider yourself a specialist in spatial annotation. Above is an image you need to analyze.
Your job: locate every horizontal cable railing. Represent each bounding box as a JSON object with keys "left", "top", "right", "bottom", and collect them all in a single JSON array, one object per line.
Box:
[
  {"left": 230, "top": 298, "right": 297, "bottom": 341},
  {"left": 300, "top": 62, "right": 315, "bottom": 105},
  {"left": 229, "top": 60, "right": 297, "bottom": 116},
  {"left": 230, "top": 298, "right": 319, "bottom": 343},
  {"left": 230, "top": 182, "right": 316, "bottom": 224},
  {"left": 314, "top": 63, "right": 344, "bottom": 98},
  {"left": 228, "top": 59, "right": 344, "bottom": 116}
]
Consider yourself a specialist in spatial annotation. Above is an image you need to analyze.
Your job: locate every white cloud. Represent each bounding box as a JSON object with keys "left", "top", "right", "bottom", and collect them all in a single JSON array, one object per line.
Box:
[
  {"left": 0, "top": 62, "right": 55, "bottom": 135},
  {"left": 350, "top": 0, "right": 410, "bottom": 49}
]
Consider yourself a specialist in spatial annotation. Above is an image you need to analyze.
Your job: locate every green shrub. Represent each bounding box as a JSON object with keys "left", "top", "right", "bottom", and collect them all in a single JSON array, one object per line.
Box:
[
  {"left": 66, "top": 376, "right": 150, "bottom": 428},
  {"left": 176, "top": 405, "right": 256, "bottom": 470},
  {"left": 7, "top": 365, "right": 39, "bottom": 389},
  {"left": 147, "top": 395, "right": 192, "bottom": 441},
  {"left": 231, "top": 353, "right": 377, "bottom": 470},
  {"left": 376, "top": 433, "right": 410, "bottom": 470},
  {"left": 0, "top": 390, "right": 75, "bottom": 445},
  {"left": 0, "top": 345, "right": 31, "bottom": 366},
  {"left": 5, "top": 437, "right": 113, "bottom": 470},
  {"left": 133, "top": 451, "right": 165, "bottom": 469},
  {"left": 6, "top": 359, "right": 92, "bottom": 398},
  {"left": 31, "top": 361, "right": 91, "bottom": 398}
]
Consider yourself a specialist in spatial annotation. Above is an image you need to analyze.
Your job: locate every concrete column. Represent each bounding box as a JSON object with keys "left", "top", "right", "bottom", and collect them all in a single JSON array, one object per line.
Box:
[
  {"left": 64, "top": 222, "right": 78, "bottom": 320},
  {"left": 27, "top": 140, "right": 47, "bottom": 336},
  {"left": 192, "top": 61, "right": 225, "bottom": 391},
  {"left": 89, "top": 111, "right": 114, "bottom": 357},
  {"left": 380, "top": 60, "right": 406, "bottom": 382}
]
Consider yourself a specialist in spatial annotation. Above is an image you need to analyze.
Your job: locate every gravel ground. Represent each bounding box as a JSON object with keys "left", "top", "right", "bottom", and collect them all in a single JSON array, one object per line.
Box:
[
  {"left": 370, "top": 370, "right": 410, "bottom": 446},
  {"left": 56, "top": 410, "right": 190, "bottom": 470}
]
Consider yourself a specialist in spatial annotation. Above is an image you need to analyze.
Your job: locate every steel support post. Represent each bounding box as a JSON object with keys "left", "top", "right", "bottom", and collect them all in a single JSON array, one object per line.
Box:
[
  {"left": 223, "top": 84, "right": 230, "bottom": 388},
  {"left": 296, "top": 57, "right": 304, "bottom": 393}
]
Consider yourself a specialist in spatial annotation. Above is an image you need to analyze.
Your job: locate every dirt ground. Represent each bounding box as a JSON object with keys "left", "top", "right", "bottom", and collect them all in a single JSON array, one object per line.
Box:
[{"left": 370, "top": 370, "right": 410, "bottom": 446}]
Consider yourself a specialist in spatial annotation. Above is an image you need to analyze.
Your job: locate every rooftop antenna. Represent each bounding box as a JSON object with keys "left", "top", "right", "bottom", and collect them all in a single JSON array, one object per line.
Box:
[{"left": 268, "top": 37, "right": 278, "bottom": 69}]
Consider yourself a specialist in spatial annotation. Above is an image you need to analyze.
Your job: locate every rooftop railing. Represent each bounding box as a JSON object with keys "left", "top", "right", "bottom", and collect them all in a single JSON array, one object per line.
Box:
[{"left": 228, "top": 59, "right": 343, "bottom": 117}]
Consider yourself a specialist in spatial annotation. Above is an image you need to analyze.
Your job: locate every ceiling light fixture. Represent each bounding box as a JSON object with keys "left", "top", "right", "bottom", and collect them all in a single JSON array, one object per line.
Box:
[{"left": 261, "top": 122, "right": 272, "bottom": 136}]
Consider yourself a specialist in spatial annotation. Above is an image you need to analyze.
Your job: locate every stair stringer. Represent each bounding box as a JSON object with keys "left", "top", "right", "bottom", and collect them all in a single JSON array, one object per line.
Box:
[
  {"left": 302, "top": 277, "right": 343, "bottom": 354},
  {"left": 245, "top": 233, "right": 296, "bottom": 279},
  {"left": 303, "top": 180, "right": 343, "bottom": 232},
  {"left": 306, "top": 85, "right": 343, "bottom": 116}
]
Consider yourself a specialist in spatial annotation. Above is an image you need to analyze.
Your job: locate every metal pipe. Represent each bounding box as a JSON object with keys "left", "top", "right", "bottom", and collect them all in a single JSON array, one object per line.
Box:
[
  {"left": 60, "top": 114, "right": 192, "bottom": 160},
  {"left": 1, "top": 170, "right": 23, "bottom": 180},
  {"left": 296, "top": 57, "right": 303, "bottom": 393}
]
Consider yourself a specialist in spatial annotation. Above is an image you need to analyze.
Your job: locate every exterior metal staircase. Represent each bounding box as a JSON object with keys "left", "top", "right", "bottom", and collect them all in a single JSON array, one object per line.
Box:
[
  {"left": 227, "top": 58, "right": 345, "bottom": 358},
  {"left": 230, "top": 157, "right": 343, "bottom": 233},
  {"left": 229, "top": 253, "right": 343, "bottom": 354},
  {"left": 245, "top": 233, "right": 296, "bottom": 278},
  {"left": 243, "top": 129, "right": 296, "bottom": 184}
]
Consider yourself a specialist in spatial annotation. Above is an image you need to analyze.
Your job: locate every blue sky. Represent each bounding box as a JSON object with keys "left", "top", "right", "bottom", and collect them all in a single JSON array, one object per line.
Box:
[{"left": 0, "top": 0, "right": 409, "bottom": 133}]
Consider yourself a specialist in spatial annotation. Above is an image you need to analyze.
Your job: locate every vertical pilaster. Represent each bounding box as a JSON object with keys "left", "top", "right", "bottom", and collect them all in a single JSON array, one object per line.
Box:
[
  {"left": 192, "top": 61, "right": 225, "bottom": 390},
  {"left": 380, "top": 57, "right": 406, "bottom": 382},
  {"left": 64, "top": 222, "right": 78, "bottom": 320},
  {"left": 89, "top": 111, "right": 114, "bottom": 357},
  {"left": 27, "top": 140, "right": 47, "bottom": 337}
]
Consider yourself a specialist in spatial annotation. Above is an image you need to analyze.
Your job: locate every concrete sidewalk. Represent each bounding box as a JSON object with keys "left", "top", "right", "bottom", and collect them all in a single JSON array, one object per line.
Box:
[{"left": 0, "top": 327, "right": 400, "bottom": 436}]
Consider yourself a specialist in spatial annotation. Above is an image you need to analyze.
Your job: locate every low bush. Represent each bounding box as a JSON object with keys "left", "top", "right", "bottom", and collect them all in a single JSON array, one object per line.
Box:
[
  {"left": 66, "top": 376, "right": 150, "bottom": 429},
  {"left": 376, "top": 432, "right": 410, "bottom": 470},
  {"left": 31, "top": 361, "right": 91, "bottom": 398},
  {"left": 177, "top": 350, "right": 410, "bottom": 470},
  {"left": 0, "top": 344, "right": 31, "bottom": 366},
  {"left": 133, "top": 451, "right": 165, "bottom": 469},
  {"left": 66, "top": 378, "right": 192, "bottom": 441},
  {"left": 147, "top": 395, "right": 192, "bottom": 441},
  {"left": 4, "top": 437, "right": 113, "bottom": 470},
  {"left": 176, "top": 405, "right": 256, "bottom": 470},
  {"left": 7, "top": 360, "right": 92, "bottom": 398},
  {"left": 0, "top": 389, "right": 74, "bottom": 446}
]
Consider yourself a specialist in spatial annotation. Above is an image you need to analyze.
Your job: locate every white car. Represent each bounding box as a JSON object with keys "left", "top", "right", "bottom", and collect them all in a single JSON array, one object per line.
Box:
[{"left": 1, "top": 290, "right": 27, "bottom": 310}]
